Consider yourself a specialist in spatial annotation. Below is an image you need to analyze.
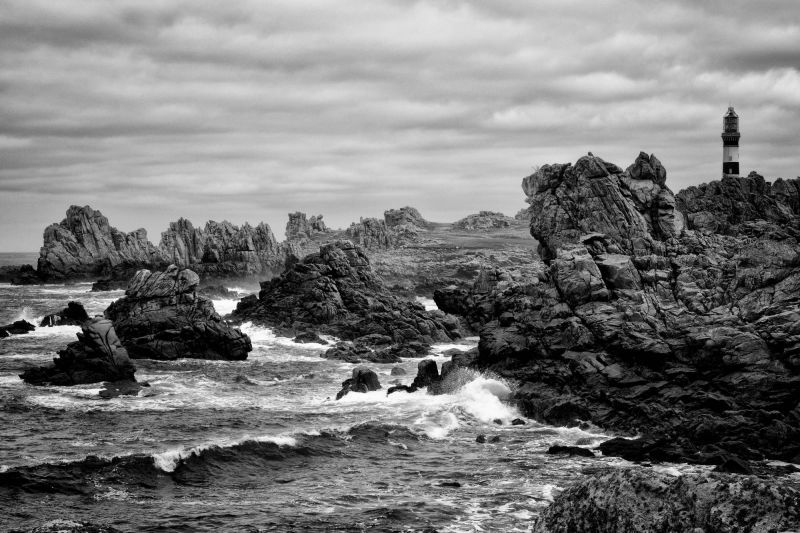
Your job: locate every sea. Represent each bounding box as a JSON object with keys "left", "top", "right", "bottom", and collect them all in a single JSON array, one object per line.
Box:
[{"left": 0, "top": 252, "right": 649, "bottom": 532}]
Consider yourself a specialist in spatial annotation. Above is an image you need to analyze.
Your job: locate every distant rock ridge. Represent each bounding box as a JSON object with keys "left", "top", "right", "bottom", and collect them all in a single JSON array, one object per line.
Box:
[
  {"left": 451, "top": 151, "right": 800, "bottom": 468},
  {"left": 452, "top": 211, "right": 517, "bottom": 231},
  {"left": 285, "top": 212, "right": 328, "bottom": 240}
]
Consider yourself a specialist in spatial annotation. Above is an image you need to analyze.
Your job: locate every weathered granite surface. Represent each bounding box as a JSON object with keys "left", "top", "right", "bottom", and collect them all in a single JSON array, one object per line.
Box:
[
  {"left": 453, "top": 152, "right": 800, "bottom": 466},
  {"left": 104, "top": 265, "right": 251, "bottom": 360}
]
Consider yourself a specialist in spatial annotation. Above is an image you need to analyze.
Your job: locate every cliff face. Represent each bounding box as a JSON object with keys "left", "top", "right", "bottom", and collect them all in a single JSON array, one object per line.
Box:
[
  {"left": 38, "top": 205, "right": 166, "bottom": 281},
  {"left": 462, "top": 152, "right": 800, "bottom": 466}
]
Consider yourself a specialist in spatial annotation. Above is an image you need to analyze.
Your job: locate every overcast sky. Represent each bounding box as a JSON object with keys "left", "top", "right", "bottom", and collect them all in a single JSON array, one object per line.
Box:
[{"left": 1, "top": 0, "right": 798, "bottom": 251}]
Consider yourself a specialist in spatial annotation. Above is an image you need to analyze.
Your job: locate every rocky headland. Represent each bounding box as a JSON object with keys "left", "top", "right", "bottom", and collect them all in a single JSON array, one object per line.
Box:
[
  {"left": 441, "top": 152, "right": 800, "bottom": 468},
  {"left": 104, "top": 265, "right": 252, "bottom": 360}
]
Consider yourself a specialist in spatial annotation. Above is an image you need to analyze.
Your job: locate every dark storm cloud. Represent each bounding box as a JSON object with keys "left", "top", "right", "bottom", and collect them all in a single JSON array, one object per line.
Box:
[{"left": 0, "top": 0, "right": 798, "bottom": 250}]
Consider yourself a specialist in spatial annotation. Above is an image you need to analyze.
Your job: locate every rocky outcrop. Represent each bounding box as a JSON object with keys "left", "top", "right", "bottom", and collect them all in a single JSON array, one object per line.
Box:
[
  {"left": 383, "top": 207, "right": 428, "bottom": 229},
  {"left": 335, "top": 365, "right": 381, "bottom": 400},
  {"left": 104, "top": 265, "right": 251, "bottom": 360},
  {"left": 460, "top": 152, "right": 800, "bottom": 467},
  {"left": 40, "top": 302, "right": 90, "bottom": 327},
  {"left": 452, "top": 211, "right": 516, "bottom": 231},
  {"left": 233, "top": 240, "right": 461, "bottom": 347},
  {"left": 345, "top": 218, "right": 393, "bottom": 249},
  {"left": 285, "top": 212, "right": 328, "bottom": 240},
  {"left": 532, "top": 468, "right": 800, "bottom": 533},
  {"left": 37, "top": 206, "right": 166, "bottom": 282},
  {"left": 0, "top": 264, "right": 40, "bottom": 285},
  {"left": 677, "top": 171, "right": 800, "bottom": 234},
  {"left": 159, "top": 218, "right": 286, "bottom": 279},
  {"left": 20, "top": 318, "right": 137, "bottom": 385}
]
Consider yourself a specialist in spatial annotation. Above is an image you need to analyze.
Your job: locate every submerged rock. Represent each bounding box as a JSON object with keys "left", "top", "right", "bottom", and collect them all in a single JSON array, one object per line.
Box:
[
  {"left": 20, "top": 318, "right": 136, "bottom": 386},
  {"left": 104, "top": 265, "right": 251, "bottom": 360},
  {"left": 532, "top": 468, "right": 800, "bottom": 533},
  {"left": 547, "top": 445, "right": 594, "bottom": 458},
  {"left": 40, "top": 301, "right": 89, "bottom": 327},
  {"left": 336, "top": 366, "right": 382, "bottom": 400}
]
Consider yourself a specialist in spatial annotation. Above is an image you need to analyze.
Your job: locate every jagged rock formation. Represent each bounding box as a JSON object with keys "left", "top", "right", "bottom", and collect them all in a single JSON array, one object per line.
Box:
[
  {"left": 40, "top": 301, "right": 89, "bottom": 327},
  {"left": 345, "top": 218, "right": 393, "bottom": 249},
  {"left": 677, "top": 171, "right": 800, "bottom": 234},
  {"left": 38, "top": 206, "right": 166, "bottom": 281},
  {"left": 233, "top": 240, "right": 461, "bottom": 345},
  {"left": 452, "top": 211, "right": 515, "bottom": 231},
  {"left": 104, "top": 265, "right": 251, "bottom": 360},
  {"left": 456, "top": 152, "right": 800, "bottom": 466},
  {"left": 532, "top": 468, "right": 800, "bottom": 533},
  {"left": 383, "top": 206, "right": 428, "bottom": 229},
  {"left": 20, "top": 318, "right": 137, "bottom": 385},
  {"left": 0, "top": 264, "right": 39, "bottom": 284},
  {"left": 159, "top": 218, "right": 285, "bottom": 279},
  {"left": 285, "top": 212, "right": 328, "bottom": 240}
]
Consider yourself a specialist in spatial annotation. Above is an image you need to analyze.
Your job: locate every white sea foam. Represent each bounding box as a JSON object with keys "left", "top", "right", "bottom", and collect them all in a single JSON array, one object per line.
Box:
[
  {"left": 152, "top": 434, "right": 300, "bottom": 473},
  {"left": 415, "top": 296, "right": 439, "bottom": 311},
  {"left": 239, "top": 321, "right": 336, "bottom": 353},
  {"left": 212, "top": 299, "right": 238, "bottom": 316}
]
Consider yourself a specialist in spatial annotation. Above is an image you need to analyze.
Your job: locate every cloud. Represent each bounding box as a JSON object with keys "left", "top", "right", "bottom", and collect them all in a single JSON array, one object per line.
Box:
[{"left": 0, "top": 0, "right": 798, "bottom": 251}]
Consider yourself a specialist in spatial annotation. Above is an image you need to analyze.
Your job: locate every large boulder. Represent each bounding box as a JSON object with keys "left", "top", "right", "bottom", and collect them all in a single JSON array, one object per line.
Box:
[
  {"left": 383, "top": 206, "right": 429, "bottom": 229},
  {"left": 452, "top": 211, "right": 515, "bottom": 231},
  {"left": 233, "top": 240, "right": 461, "bottom": 346},
  {"left": 0, "top": 319, "right": 36, "bottom": 337},
  {"left": 336, "top": 366, "right": 382, "bottom": 400},
  {"left": 20, "top": 318, "right": 136, "bottom": 385},
  {"left": 532, "top": 468, "right": 800, "bottom": 533},
  {"left": 104, "top": 265, "right": 251, "bottom": 360}
]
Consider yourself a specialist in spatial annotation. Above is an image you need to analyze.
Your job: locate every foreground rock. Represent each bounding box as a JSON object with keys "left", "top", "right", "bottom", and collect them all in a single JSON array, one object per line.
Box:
[
  {"left": 336, "top": 366, "right": 381, "bottom": 400},
  {"left": 40, "top": 301, "right": 89, "bottom": 327},
  {"left": 532, "top": 468, "right": 800, "bottom": 533},
  {"left": 461, "top": 152, "right": 800, "bottom": 466},
  {"left": 0, "top": 320, "right": 36, "bottom": 337},
  {"left": 20, "top": 318, "right": 137, "bottom": 385},
  {"left": 233, "top": 240, "right": 461, "bottom": 347},
  {"left": 105, "top": 265, "right": 251, "bottom": 360}
]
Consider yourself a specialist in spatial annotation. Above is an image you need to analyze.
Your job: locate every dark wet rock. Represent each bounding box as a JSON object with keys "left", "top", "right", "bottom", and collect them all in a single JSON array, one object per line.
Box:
[
  {"left": 20, "top": 318, "right": 136, "bottom": 386},
  {"left": 466, "top": 152, "right": 800, "bottom": 466},
  {"left": 452, "top": 211, "right": 515, "bottom": 231},
  {"left": 98, "top": 379, "right": 147, "bottom": 399},
  {"left": 511, "top": 418, "right": 526, "bottom": 426},
  {"left": 1, "top": 264, "right": 42, "bottom": 285},
  {"left": 387, "top": 358, "right": 454, "bottom": 396},
  {"left": 292, "top": 331, "right": 328, "bottom": 345},
  {"left": 0, "top": 319, "right": 36, "bottom": 336},
  {"left": 390, "top": 366, "right": 407, "bottom": 376},
  {"left": 531, "top": 467, "right": 800, "bottom": 533},
  {"left": 547, "top": 445, "right": 594, "bottom": 458},
  {"left": 233, "top": 240, "right": 461, "bottom": 345},
  {"left": 40, "top": 301, "right": 89, "bottom": 327},
  {"left": 438, "top": 481, "right": 461, "bottom": 488},
  {"left": 0, "top": 329, "right": 7, "bottom": 339},
  {"left": 713, "top": 456, "right": 754, "bottom": 475},
  {"left": 493, "top": 418, "right": 503, "bottom": 425},
  {"left": 286, "top": 212, "right": 328, "bottom": 240},
  {"left": 489, "top": 436, "right": 501, "bottom": 443},
  {"left": 104, "top": 265, "right": 251, "bottom": 360},
  {"left": 336, "top": 365, "right": 381, "bottom": 400},
  {"left": 90, "top": 278, "right": 128, "bottom": 292},
  {"left": 475, "top": 434, "right": 487, "bottom": 443}
]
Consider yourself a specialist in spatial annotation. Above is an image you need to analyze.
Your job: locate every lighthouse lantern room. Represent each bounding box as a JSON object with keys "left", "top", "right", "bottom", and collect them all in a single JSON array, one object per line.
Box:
[{"left": 722, "top": 106, "right": 740, "bottom": 176}]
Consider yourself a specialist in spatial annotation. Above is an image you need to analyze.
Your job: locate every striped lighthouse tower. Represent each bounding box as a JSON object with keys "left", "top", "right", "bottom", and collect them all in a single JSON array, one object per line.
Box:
[{"left": 722, "top": 106, "right": 740, "bottom": 176}]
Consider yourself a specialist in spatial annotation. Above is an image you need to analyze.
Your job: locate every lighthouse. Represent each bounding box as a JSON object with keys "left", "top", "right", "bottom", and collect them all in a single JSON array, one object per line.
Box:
[{"left": 721, "top": 106, "right": 740, "bottom": 176}]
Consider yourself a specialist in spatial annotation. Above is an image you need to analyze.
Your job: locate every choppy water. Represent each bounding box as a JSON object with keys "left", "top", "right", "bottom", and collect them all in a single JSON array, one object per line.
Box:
[{"left": 0, "top": 282, "right": 635, "bottom": 532}]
